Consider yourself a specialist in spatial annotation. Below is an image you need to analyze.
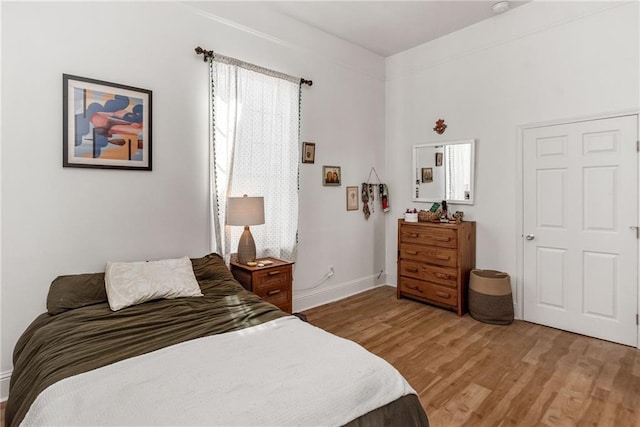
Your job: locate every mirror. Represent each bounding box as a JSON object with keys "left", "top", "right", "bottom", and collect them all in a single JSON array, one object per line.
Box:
[{"left": 413, "top": 139, "right": 475, "bottom": 205}]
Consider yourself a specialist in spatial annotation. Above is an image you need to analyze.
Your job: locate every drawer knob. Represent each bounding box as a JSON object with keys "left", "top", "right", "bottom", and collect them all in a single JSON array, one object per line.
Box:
[
  {"left": 435, "top": 291, "right": 451, "bottom": 298},
  {"left": 408, "top": 233, "right": 419, "bottom": 238},
  {"left": 268, "top": 271, "right": 282, "bottom": 276},
  {"left": 267, "top": 289, "right": 281, "bottom": 296},
  {"left": 406, "top": 251, "right": 419, "bottom": 255},
  {"left": 407, "top": 285, "right": 423, "bottom": 293},
  {"left": 406, "top": 267, "right": 419, "bottom": 273},
  {"left": 435, "top": 273, "right": 451, "bottom": 279}
]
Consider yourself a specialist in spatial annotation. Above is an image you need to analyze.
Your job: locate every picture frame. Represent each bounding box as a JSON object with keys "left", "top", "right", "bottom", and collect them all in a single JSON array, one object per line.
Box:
[
  {"left": 322, "top": 165, "right": 341, "bottom": 186},
  {"left": 302, "top": 142, "right": 315, "bottom": 164},
  {"left": 435, "top": 152, "right": 443, "bottom": 167},
  {"left": 346, "top": 186, "right": 359, "bottom": 210},
  {"left": 421, "top": 167, "right": 433, "bottom": 183},
  {"left": 63, "top": 74, "right": 152, "bottom": 170}
]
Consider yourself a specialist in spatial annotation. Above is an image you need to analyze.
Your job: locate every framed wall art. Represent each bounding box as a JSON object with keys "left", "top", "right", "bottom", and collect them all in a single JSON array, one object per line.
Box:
[
  {"left": 346, "top": 186, "right": 358, "bottom": 210},
  {"left": 435, "top": 152, "right": 443, "bottom": 167},
  {"left": 421, "top": 167, "right": 433, "bottom": 183},
  {"left": 302, "top": 142, "right": 315, "bottom": 164},
  {"left": 63, "top": 74, "right": 152, "bottom": 170},
  {"left": 322, "top": 165, "right": 341, "bottom": 186}
]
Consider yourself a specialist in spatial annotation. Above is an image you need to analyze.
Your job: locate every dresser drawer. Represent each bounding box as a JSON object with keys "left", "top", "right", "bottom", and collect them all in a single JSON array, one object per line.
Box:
[
  {"left": 400, "top": 225, "right": 457, "bottom": 248},
  {"left": 399, "top": 277, "right": 458, "bottom": 307},
  {"left": 400, "top": 244, "right": 457, "bottom": 268},
  {"left": 399, "top": 260, "right": 457, "bottom": 288}
]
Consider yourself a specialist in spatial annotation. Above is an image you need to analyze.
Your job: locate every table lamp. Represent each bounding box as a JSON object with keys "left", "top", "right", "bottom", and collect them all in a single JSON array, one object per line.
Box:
[{"left": 226, "top": 195, "right": 265, "bottom": 264}]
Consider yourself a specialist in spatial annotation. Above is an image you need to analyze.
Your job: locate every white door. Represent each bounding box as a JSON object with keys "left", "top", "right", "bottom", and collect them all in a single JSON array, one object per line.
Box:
[{"left": 523, "top": 115, "right": 638, "bottom": 346}]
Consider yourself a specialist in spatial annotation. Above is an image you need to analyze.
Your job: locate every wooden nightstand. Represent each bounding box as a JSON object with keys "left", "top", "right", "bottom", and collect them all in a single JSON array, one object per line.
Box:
[{"left": 230, "top": 256, "right": 294, "bottom": 313}]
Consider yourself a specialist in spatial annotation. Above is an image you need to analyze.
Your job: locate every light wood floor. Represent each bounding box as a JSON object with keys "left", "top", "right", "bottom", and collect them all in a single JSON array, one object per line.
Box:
[{"left": 303, "top": 286, "right": 640, "bottom": 427}]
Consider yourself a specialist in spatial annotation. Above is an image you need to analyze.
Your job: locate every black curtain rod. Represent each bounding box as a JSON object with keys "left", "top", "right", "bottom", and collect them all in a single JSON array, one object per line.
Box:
[{"left": 194, "top": 46, "right": 313, "bottom": 86}]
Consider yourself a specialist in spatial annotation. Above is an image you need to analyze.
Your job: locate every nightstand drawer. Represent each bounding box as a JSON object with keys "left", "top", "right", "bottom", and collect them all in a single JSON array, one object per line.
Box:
[
  {"left": 253, "top": 266, "right": 291, "bottom": 293},
  {"left": 262, "top": 287, "right": 291, "bottom": 310}
]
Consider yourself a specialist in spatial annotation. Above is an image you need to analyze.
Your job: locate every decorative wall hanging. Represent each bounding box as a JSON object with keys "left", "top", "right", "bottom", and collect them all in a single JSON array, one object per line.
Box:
[
  {"left": 322, "top": 165, "right": 341, "bottom": 186},
  {"left": 63, "top": 74, "right": 152, "bottom": 170},
  {"left": 361, "top": 184, "right": 370, "bottom": 219},
  {"left": 433, "top": 118, "right": 447, "bottom": 135},
  {"left": 346, "top": 186, "right": 359, "bottom": 211},
  {"left": 380, "top": 183, "right": 389, "bottom": 212},
  {"left": 361, "top": 167, "right": 390, "bottom": 220},
  {"left": 302, "top": 142, "right": 315, "bottom": 164}
]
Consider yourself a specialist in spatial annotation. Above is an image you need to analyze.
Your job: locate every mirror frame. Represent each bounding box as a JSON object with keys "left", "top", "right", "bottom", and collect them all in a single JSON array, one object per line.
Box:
[{"left": 412, "top": 139, "right": 476, "bottom": 205}]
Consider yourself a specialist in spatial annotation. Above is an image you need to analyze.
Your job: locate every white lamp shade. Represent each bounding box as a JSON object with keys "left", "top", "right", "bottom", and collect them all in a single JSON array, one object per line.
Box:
[{"left": 226, "top": 196, "right": 265, "bottom": 226}]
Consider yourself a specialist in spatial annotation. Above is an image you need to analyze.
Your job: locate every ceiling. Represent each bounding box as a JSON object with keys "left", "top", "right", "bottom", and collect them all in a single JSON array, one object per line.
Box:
[{"left": 264, "top": 1, "right": 528, "bottom": 57}]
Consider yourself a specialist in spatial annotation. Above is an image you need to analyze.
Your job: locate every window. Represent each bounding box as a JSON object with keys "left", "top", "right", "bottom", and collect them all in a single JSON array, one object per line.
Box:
[{"left": 210, "top": 61, "right": 301, "bottom": 263}]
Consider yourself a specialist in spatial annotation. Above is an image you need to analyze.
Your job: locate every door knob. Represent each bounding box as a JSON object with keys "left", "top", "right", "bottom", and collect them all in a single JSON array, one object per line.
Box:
[{"left": 525, "top": 234, "right": 535, "bottom": 240}]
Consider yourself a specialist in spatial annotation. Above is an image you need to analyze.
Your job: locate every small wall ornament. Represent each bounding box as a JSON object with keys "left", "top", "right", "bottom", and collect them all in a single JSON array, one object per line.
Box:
[{"left": 433, "top": 118, "right": 447, "bottom": 135}]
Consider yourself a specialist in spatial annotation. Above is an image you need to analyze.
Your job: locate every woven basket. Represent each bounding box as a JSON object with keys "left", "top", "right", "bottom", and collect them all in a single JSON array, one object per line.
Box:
[
  {"left": 469, "top": 270, "right": 514, "bottom": 325},
  {"left": 418, "top": 209, "right": 442, "bottom": 222}
]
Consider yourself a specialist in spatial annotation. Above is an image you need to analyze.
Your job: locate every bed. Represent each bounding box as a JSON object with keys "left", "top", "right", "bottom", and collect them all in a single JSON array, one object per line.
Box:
[{"left": 6, "top": 253, "right": 429, "bottom": 426}]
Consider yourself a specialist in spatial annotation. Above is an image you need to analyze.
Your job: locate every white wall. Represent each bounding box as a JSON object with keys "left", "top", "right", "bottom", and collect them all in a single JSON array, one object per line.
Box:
[
  {"left": 385, "top": 2, "right": 639, "bottom": 314},
  {"left": 0, "top": 1, "right": 386, "bottom": 398}
]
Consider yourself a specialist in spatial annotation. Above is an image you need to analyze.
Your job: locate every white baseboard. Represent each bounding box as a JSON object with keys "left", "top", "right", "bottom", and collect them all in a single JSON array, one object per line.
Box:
[
  {"left": 1, "top": 370, "right": 11, "bottom": 402},
  {"left": 293, "top": 273, "right": 387, "bottom": 312}
]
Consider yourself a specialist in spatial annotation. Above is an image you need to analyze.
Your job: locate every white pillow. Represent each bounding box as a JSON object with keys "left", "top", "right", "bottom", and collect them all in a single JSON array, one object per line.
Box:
[{"left": 105, "top": 256, "right": 203, "bottom": 311}]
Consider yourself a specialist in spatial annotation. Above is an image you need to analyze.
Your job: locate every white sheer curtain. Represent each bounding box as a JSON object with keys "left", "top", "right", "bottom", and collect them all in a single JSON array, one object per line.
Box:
[{"left": 210, "top": 60, "right": 300, "bottom": 263}]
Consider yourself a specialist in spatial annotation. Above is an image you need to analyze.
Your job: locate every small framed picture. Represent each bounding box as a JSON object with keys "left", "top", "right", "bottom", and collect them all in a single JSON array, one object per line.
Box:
[
  {"left": 421, "top": 167, "right": 433, "bottom": 183},
  {"left": 63, "top": 74, "right": 152, "bottom": 170},
  {"left": 302, "top": 142, "right": 315, "bottom": 164},
  {"left": 346, "top": 186, "right": 358, "bottom": 210},
  {"left": 435, "top": 152, "right": 443, "bottom": 167},
  {"left": 323, "top": 165, "right": 341, "bottom": 186}
]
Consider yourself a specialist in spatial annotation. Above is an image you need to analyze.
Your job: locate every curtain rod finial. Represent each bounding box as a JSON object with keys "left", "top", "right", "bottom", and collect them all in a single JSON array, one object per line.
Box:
[{"left": 195, "top": 46, "right": 214, "bottom": 62}]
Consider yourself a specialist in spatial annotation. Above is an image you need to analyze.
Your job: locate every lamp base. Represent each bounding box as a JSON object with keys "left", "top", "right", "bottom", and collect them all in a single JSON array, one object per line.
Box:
[{"left": 237, "top": 226, "right": 257, "bottom": 264}]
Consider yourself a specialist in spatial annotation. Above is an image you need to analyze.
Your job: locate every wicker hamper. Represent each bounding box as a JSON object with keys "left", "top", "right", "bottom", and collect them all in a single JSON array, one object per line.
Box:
[{"left": 468, "top": 269, "right": 514, "bottom": 325}]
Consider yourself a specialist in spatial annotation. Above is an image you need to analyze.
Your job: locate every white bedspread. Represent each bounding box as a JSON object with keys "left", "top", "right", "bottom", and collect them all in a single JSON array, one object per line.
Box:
[{"left": 22, "top": 316, "right": 416, "bottom": 426}]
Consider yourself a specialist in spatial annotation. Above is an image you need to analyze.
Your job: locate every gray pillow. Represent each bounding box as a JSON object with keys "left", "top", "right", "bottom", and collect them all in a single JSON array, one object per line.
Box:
[
  {"left": 47, "top": 273, "right": 107, "bottom": 315},
  {"left": 190, "top": 253, "right": 233, "bottom": 282}
]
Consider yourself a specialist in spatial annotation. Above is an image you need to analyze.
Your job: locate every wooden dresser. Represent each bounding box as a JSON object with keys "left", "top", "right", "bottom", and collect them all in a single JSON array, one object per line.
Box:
[
  {"left": 397, "top": 219, "right": 476, "bottom": 316},
  {"left": 230, "top": 256, "right": 293, "bottom": 314}
]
